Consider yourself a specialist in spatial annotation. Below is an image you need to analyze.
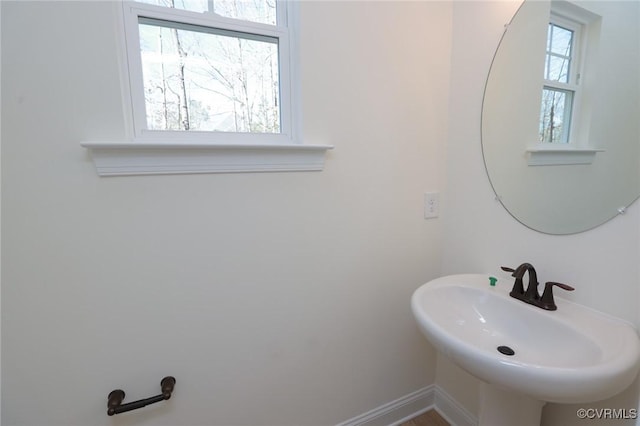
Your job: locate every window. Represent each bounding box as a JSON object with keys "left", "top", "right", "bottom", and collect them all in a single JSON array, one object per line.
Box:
[
  {"left": 81, "top": 0, "right": 332, "bottom": 176},
  {"left": 125, "top": 0, "right": 292, "bottom": 142},
  {"left": 527, "top": 2, "right": 604, "bottom": 166},
  {"left": 538, "top": 16, "right": 581, "bottom": 144}
]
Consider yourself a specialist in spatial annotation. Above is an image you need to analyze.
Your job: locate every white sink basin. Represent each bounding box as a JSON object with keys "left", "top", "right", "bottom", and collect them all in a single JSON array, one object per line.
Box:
[{"left": 411, "top": 274, "right": 640, "bottom": 404}]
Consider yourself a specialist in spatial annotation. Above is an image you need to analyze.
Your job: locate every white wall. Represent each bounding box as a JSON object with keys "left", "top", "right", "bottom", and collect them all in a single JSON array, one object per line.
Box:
[
  {"left": 442, "top": 1, "right": 640, "bottom": 424},
  {"left": 1, "top": 1, "right": 451, "bottom": 425}
]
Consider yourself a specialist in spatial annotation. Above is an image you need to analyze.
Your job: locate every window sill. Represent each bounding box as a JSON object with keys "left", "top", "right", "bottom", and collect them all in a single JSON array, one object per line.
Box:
[
  {"left": 81, "top": 141, "right": 334, "bottom": 176},
  {"left": 526, "top": 145, "right": 604, "bottom": 166}
]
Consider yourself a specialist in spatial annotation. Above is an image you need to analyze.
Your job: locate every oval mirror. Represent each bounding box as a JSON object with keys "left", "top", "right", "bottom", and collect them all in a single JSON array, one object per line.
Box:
[{"left": 482, "top": 0, "right": 640, "bottom": 234}]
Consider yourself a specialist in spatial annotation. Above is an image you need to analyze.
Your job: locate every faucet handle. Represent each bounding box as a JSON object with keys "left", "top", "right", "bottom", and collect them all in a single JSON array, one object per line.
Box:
[
  {"left": 539, "top": 281, "right": 575, "bottom": 311},
  {"left": 502, "top": 264, "right": 532, "bottom": 278},
  {"left": 501, "top": 265, "right": 526, "bottom": 296},
  {"left": 500, "top": 266, "right": 516, "bottom": 275},
  {"left": 546, "top": 282, "right": 574, "bottom": 291}
]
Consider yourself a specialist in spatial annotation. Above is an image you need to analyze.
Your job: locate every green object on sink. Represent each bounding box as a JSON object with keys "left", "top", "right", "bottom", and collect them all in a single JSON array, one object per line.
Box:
[{"left": 489, "top": 276, "right": 498, "bottom": 286}]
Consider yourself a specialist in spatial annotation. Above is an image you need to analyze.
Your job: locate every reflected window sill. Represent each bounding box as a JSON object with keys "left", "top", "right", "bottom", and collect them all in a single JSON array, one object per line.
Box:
[{"left": 526, "top": 145, "right": 604, "bottom": 166}]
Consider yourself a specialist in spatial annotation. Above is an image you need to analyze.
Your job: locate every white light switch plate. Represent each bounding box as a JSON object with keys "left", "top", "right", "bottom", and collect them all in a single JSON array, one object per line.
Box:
[{"left": 424, "top": 192, "right": 439, "bottom": 219}]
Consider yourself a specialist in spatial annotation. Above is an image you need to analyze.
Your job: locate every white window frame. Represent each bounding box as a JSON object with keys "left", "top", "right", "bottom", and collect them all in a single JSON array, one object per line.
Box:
[
  {"left": 540, "top": 14, "right": 582, "bottom": 144},
  {"left": 528, "top": 2, "right": 604, "bottom": 166},
  {"left": 81, "top": 0, "right": 332, "bottom": 176}
]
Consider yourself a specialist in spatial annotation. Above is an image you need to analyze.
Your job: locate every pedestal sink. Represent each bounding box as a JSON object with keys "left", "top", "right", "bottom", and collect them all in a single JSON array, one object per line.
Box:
[{"left": 411, "top": 274, "right": 640, "bottom": 426}]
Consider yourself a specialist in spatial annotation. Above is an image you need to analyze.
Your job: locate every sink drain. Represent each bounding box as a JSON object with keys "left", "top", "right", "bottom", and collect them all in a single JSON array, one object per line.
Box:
[{"left": 497, "top": 345, "right": 515, "bottom": 356}]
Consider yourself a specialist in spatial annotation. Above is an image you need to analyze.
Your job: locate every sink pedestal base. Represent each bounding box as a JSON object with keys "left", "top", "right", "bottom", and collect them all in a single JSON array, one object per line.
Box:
[{"left": 479, "top": 383, "right": 546, "bottom": 426}]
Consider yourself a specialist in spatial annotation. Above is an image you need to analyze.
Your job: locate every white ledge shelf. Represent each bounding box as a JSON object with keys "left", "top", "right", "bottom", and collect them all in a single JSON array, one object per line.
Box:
[
  {"left": 526, "top": 145, "right": 604, "bottom": 166},
  {"left": 81, "top": 141, "right": 334, "bottom": 176}
]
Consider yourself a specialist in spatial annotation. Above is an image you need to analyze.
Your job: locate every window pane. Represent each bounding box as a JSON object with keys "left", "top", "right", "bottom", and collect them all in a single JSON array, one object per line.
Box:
[
  {"left": 138, "top": 18, "right": 281, "bottom": 133},
  {"left": 549, "top": 24, "right": 573, "bottom": 56},
  {"left": 539, "top": 87, "right": 573, "bottom": 143},
  {"left": 547, "top": 55, "right": 570, "bottom": 82},
  {"left": 544, "top": 23, "right": 573, "bottom": 83},
  {"left": 136, "top": 0, "right": 277, "bottom": 25},
  {"left": 208, "top": 0, "right": 277, "bottom": 26}
]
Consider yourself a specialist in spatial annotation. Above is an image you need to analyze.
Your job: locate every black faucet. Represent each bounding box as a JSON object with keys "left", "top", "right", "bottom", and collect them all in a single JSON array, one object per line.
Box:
[{"left": 501, "top": 264, "right": 574, "bottom": 311}]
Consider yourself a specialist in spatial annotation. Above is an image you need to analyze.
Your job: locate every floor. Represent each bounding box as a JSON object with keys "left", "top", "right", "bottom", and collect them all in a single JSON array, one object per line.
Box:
[{"left": 399, "top": 409, "right": 450, "bottom": 426}]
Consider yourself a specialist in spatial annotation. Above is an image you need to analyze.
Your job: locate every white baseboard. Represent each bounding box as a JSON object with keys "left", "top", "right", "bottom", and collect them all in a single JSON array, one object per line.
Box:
[
  {"left": 433, "top": 386, "right": 477, "bottom": 426},
  {"left": 335, "top": 385, "right": 477, "bottom": 426}
]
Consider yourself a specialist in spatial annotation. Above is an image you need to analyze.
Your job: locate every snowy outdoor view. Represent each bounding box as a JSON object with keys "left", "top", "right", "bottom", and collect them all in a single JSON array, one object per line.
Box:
[{"left": 137, "top": 0, "right": 281, "bottom": 133}]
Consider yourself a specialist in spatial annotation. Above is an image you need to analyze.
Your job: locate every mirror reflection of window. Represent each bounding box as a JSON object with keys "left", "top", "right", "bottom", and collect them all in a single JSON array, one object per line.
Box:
[
  {"left": 546, "top": 23, "right": 573, "bottom": 83},
  {"left": 539, "top": 17, "right": 582, "bottom": 144}
]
